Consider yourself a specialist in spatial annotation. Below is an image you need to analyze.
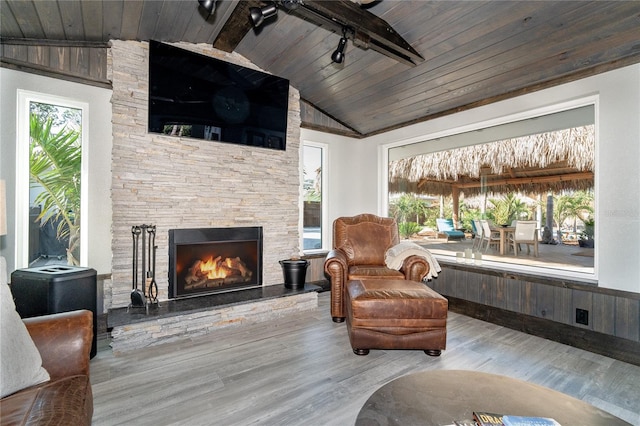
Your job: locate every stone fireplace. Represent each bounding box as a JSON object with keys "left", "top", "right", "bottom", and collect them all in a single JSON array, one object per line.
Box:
[
  {"left": 108, "top": 40, "right": 302, "bottom": 309},
  {"left": 168, "top": 227, "right": 262, "bottom": 298}
]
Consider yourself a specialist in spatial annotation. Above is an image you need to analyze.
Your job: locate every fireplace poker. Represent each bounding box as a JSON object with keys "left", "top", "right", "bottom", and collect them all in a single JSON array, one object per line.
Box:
[
  {"left": 147, "top": 225, "right": 158, "bottom": 303},
  {"left": 130, "top": 225, "right": 146, "bottom": 308}
]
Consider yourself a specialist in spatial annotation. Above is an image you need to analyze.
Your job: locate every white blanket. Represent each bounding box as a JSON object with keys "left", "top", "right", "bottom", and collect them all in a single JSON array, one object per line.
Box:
[{"left": 384, "top": 241, "right": 441, "bottom": 281}]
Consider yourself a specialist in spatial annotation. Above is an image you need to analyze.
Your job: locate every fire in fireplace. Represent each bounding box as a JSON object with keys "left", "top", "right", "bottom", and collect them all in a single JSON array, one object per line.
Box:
[{"left": 168, "top": 227, "right": 262, "bottom": 298}]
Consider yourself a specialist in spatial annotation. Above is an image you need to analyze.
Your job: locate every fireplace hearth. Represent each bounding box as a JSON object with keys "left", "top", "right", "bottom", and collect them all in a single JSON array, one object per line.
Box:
[{"left": 168, "top": 227, "right": 262, "bottom": 299}]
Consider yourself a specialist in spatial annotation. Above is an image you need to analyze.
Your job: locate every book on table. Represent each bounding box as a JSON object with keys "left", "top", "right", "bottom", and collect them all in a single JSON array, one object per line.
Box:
[
  {"left": 472, "top": 412, "right": 561, "bottom": 426},
  {"left": 473, "top": 412, "right": 504, "bottom": 426},
  {"left": 502, "top": 415, "right": 561, "bottom": 426}
]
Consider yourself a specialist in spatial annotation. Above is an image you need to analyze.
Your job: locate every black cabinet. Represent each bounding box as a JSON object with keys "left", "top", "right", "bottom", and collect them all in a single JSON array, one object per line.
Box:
[{"left": 10, "top": 266, "right": 98, "bottom": 358}]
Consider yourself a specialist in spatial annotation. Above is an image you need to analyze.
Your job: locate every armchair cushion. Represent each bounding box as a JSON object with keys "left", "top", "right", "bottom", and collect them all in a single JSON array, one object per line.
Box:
[{"left": 0, "top": 279, "right": 50, "bottom": 398}]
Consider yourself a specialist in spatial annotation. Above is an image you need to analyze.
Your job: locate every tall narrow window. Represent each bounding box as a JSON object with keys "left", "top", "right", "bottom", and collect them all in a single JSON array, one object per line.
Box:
[
  {"left": 303, "top": 145, "right": 324, "bottom": 250},
  {"left": 17, "top": 91, "right": 87, "bottom": 269}
]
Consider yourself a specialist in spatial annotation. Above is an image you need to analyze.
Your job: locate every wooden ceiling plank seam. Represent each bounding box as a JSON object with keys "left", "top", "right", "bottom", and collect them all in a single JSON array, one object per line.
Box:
[
  {"left": 327, "top": 2, "right": 600, "bottom": 106},
  {"left": 238, "top": 10, "right": 314, "bottom": 69},
  {"left": 69, "top": 45, "right": 89, "bottom": 76},
  {"left": 256, "top": 17, "right": 323, "bottom": 71},
  {"left": 373, "top": 10, "right": 640, "bottom": 127},
  {"left": 25, "top": 44, "right": 49, "bottom": 67},
  {"left": 48, "top": 44, "right": 71, "bottom": 74},
  {"left": 5, "top": 0, "right": 46, "bottom": 39},
  {"left": 102, "top": 0, "right": 124, "bottom": 40},
  {"left": 365, "top": 55, "right": 640, "bottom": 138},
  {"left": 152, "top": 0, "right": 197, "bottom": 43},
  {"left": 136, "top": 0, "right": 165, "bottom": 41},
  {"left": 0, "top": 1, "right": 25, "bottom": 38},
  {"left": 58, "top": 0, "right": 85, "bottom": 40},
  {"left": 249, "top": 24, "right": 340, "bottom": 79},
  {"left": 185, "top": 0, "right": 237, "bottom": 44},
  {"left": 330, "top": 2, "right": 636, "bottom": 128},
  {"left": 327, "top": 2, "right": 601, "bottom": 118},
  {"left": 300, "top": 98, "right": 361, "bottom": 136},
  {"left": 32, "top": 0, "right": 65, "bottom": 40},
  {"left": 79, "top": 0, "right": 104, "bottom": 41}
]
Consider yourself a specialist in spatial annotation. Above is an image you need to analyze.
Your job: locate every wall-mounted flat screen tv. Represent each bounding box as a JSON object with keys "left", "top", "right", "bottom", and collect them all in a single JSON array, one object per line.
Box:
[{"left": 148, "top": 40, "right": 289, "bottom": 150}]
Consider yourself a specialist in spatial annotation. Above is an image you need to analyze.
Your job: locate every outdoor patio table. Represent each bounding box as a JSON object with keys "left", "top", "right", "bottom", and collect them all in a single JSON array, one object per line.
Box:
[{"left": 495, "top": 226, "right": 515, "bottom": 255}]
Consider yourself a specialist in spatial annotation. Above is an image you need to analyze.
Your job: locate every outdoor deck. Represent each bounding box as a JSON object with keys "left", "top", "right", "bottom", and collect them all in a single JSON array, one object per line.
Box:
[{"left": 414, "top": 235, "right": 594, "bottom": 275}]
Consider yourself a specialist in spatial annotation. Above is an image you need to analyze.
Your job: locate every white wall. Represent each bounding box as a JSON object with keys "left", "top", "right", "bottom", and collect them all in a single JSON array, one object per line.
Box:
[
  {"left": 362, "top": 64, "right": 640, "bottom": 293},
  {"left": 0, "top": 68, "right": 113, "bottom": 276},
  {"left": 300, "top": 129, "right": 378, "bottom": 225}
]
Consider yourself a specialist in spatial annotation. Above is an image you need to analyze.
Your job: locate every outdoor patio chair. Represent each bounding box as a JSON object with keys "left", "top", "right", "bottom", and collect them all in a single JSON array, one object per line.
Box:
[
  {"left": 472, "top": 219, "right": 484, "bottom": 251},
  {"left": 509, "top": 220, "right": 539, "bottom": 257},
  {"left": 436, "top": 218, "right": 465, "bottom": 241},
  {"left": 480, "top": 220, "right": 500, "bottom": 252}
]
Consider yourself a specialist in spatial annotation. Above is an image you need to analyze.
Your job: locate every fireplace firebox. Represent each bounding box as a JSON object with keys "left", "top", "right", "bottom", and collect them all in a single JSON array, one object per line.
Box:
[{"left": 168, "top": 227, "right": 262, "bottom": 299}]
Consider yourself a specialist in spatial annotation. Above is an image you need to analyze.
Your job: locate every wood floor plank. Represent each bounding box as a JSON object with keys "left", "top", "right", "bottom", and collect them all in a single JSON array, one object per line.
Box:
[{"left": 90, "top": 293, "right": 640, "bottom": 425}]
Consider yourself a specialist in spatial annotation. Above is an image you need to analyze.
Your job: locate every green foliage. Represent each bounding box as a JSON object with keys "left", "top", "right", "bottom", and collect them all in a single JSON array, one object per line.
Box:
[
  {"left": 29, "top": 113, "right": 81, "bottom": 265},
  {"left": 552, "top": 190, "right": 594, "bottom": 232},
  {"left": 487, "top": 193, "right": 530, "bottom": 225},
  {"left": 398, "top": 221, "right": 422, "bottom": 239},
  {"left": 580, "top": 216, "right": 595, "bottom": 240},
  {"left": 458, "top": 202, "right": 482, "bottom": 232},
  {"left": 389, "top": 194, "right": 432, "bottom": 224}
]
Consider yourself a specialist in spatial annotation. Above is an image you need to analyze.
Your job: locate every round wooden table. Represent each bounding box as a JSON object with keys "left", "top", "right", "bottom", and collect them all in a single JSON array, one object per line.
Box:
[{"left": 356, "top": 370, "right": 631, "bottom": 426}]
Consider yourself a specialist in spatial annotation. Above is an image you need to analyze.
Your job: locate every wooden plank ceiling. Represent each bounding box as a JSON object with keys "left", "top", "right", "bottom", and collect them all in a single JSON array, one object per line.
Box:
[{"left": 2, "top": 0, "right": 640, "bottom": 137}]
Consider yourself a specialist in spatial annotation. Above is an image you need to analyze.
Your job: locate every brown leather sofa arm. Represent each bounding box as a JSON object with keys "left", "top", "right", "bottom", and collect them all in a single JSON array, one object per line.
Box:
[
  {"left": 325, "top": 249, "right": 349, "bottom": 322},
  {"left": 401, "top": 255, "right": 430, "bottom": 282},
  {"left": 24, "top": 310, "right": 93, "bottom": 380}
]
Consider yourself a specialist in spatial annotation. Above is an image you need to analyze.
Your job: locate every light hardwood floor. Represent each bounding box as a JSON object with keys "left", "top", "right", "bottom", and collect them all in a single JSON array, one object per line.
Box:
[{"left": 90, "top": 292, "right": 640, "bottom": 425}]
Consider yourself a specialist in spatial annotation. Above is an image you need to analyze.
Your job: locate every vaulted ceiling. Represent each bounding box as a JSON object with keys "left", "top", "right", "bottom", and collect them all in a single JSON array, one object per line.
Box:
[{"left": 2, "top": 0, "right": 640, "bottom": 137}]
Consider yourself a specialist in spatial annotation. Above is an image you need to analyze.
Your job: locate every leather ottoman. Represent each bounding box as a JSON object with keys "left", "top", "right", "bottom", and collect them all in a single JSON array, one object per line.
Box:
[{"left": 345, "top": 279, "right": 447, "bottom": 356}]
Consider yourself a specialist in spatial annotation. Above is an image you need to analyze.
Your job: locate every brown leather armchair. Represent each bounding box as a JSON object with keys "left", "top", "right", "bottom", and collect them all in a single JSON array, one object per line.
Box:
[
  {"left": 0, "top": 310, "right": 94, "bottom": 425},
  {"left": 324, "top": 214, "right": 430, "bottom": 322}
]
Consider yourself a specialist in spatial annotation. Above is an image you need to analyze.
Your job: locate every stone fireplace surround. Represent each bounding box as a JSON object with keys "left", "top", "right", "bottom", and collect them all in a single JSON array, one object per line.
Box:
[{"left": 108, "top": 40, "right": 302, "bottom": 311}]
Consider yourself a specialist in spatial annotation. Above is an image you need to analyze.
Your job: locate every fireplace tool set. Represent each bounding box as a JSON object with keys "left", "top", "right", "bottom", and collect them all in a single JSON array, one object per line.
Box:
[{"left": 130, "top": 224, "right": 159, "bottom": 313}]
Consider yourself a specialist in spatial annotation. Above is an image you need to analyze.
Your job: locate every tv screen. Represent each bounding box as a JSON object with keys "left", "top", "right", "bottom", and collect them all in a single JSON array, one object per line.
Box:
[{"left": 148, "top": 40, "right": 289, "bottom": 150}]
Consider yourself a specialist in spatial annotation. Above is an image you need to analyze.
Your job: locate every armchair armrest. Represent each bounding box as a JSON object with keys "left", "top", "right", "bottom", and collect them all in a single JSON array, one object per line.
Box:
[
  {"left": 324, "top": 249, "right": 349, "bottom": 321},
  {"left": 401, "top": 255, "right": 430, "bottom": 282},
  {"left": 24, "top": 310, "right": 93, "bottom": 380}
]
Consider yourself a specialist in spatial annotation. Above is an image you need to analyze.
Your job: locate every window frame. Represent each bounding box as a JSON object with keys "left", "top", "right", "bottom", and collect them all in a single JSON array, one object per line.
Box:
[
  {"left": 302, "top": 141, "right": 329, "bottom": 253},
  {"left": 382, "top": 96, "right": 598, "bottom": 281},
  {"left": 16, "top": 90, "right": 89, "bottom": 269}
]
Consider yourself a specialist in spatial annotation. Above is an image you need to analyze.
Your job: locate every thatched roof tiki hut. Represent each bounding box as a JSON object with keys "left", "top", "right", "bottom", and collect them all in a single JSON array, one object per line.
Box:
[{"left": 388, "top": 125, "right": 595, "bottom": 225}]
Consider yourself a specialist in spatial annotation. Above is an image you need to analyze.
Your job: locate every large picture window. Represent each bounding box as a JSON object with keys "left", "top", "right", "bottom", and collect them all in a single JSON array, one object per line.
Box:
[{"left": 387, "top": 105, "right": 595, "bottom": 277}]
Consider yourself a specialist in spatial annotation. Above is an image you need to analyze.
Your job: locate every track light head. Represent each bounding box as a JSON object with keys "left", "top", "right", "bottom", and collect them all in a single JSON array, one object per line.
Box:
[
  {"left": 332, "top": 37, "right": 347, "bottom": 64},
  {"left": 249, "top": 3, "right": 278, "bottom": 28},
  {"left": 198, "top": 0, "right": 216, "bottom": 16}
]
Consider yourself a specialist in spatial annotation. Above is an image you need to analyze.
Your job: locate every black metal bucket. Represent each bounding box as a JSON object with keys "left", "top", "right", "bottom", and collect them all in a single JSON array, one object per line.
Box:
[{"left": 279, "top": 259, "right": 309, "bottom": 289}]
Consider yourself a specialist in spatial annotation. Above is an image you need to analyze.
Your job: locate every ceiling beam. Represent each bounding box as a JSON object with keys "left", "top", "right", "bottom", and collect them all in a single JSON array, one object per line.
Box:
[
  {"left": 287, "top": 0, "right": 424, "bottom": 66},
  {"left": 212, "top": 0, "right": 263, "bottom": 52},
  {"left": 212, "top": 0, "right": 424, "bottom": 66}
]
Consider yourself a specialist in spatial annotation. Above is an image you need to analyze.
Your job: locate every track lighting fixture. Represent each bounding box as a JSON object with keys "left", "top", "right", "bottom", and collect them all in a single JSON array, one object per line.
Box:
[
  {"left": 249, "top": 3, "right": 278, "bottom": 28},
  {"left": 331, "top": 35, "right": 347, "bottom": 64},
  {"left": 197, "top": 0, "right": 216, "bottom": 16}
]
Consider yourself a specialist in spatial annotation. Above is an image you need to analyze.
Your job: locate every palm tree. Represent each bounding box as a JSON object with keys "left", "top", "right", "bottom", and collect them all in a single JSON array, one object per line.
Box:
[
  {"left": 29, "top": 114, "right": 81, "bottom": 265},
  {"left": 487, "top": 193, "right": 529, "bottom": 225},
  {"left": 553, "top": 191, "right": 593, "bottom": 232}
]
